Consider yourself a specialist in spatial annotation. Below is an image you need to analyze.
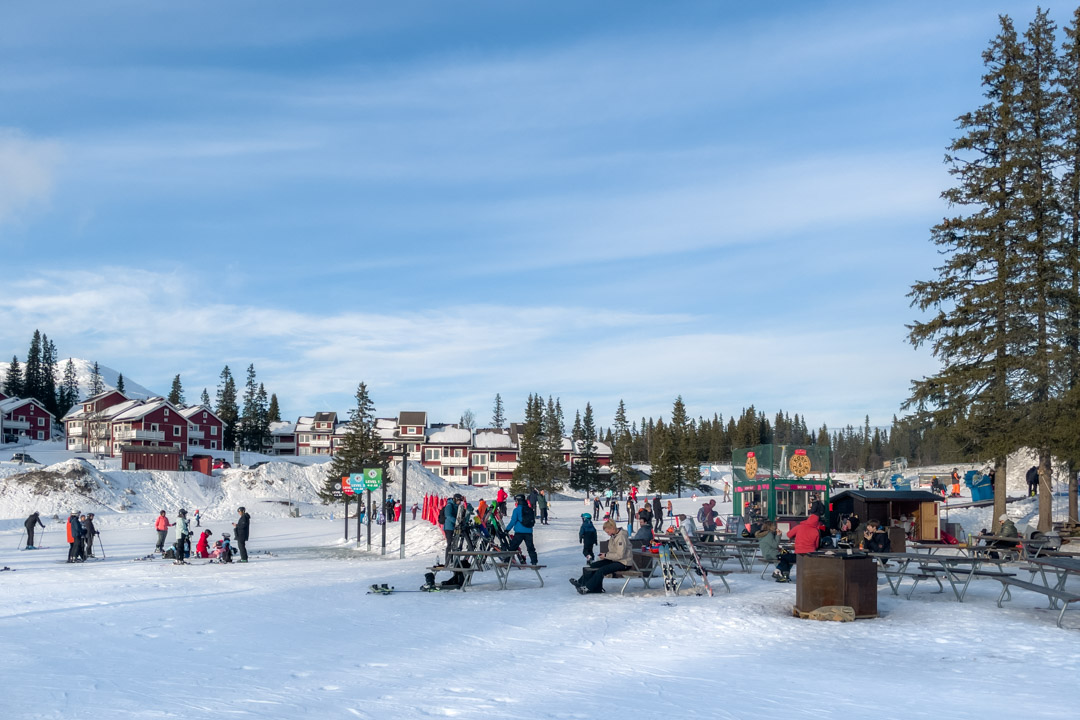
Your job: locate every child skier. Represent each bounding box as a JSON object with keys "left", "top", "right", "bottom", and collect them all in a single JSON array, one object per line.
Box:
[
  {"left": 195, "top": 529, "right": 213, "bottom": 558},
  {"left": 579, "top": 513, "right": 598, "bottom": 562}
]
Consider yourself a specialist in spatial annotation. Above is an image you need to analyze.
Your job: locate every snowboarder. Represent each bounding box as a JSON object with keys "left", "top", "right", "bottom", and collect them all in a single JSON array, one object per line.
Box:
[
  {"left": 505, "top": 494, "right": 538, "bottom": 565},
  {"left": 579, "top": 513, "right": 597, "bottom": 561},
  {"left": 233, "top": 507, "right": 250, "bottom": 562},
  {"left": 23, "top": 511, "right": 44, "bottom": 549},
  {"left": 1026, "top": 466, "right": 1039, "bottom": 498},
  {"left": 154, "top": 511, "right": 172, "bottom": 553}
]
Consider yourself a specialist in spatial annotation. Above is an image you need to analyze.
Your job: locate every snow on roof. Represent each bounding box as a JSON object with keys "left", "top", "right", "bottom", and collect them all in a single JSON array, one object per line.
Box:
[
  {"left": 0, "top": 396, "right": 55, "bottom": 417},
  {"left": 295, "top": 416, "right": 315, "bottom": 432},
  {"left": 376, "top": 418, "right": 397, "bottom": 429},
  {"left": 269, "top": 421, "right": 296, "bottom": 435},
  {"left": 179, "top": 405, "right": 223, "bottom": 423},
  {"left": 426, "top": 426, "right": 472, "bottom": 445},
  {"left": 473, "top": 430, "right": 515, "bottom": 449},
  {"left": 112, "top": 399, "right": 177, "bottom": 423}
]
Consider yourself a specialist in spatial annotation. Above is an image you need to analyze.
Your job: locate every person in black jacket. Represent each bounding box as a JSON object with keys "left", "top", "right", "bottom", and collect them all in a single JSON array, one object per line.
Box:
[
  {"left": 67, "top": 512, "right": 84, "bottom": 563},
  {"left": 1026, "top": 466, "right": 1039, "bottom": 497},
  {"left": 652, "top": 495, "right": 663, "bottom": 531},
  {"left": 24, "top": 511, "right": 45, "bottom": 549},
  {"left": 233, "top": 507, "right": 251, "bottom": 562},
  {"left": 82, "top": 514, "right": 98, "bottom": 558},
  {"left": 579, "top": 513, "right": 598, "bottom": 561},
  {"left": 858, "top": 520, "right": 891, "bottom": 553}
]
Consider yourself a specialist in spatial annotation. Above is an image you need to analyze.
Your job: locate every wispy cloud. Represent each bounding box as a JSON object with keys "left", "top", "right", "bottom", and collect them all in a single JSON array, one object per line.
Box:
[{"left": 0, "top": 129, "right": 61, "bottom": 227}]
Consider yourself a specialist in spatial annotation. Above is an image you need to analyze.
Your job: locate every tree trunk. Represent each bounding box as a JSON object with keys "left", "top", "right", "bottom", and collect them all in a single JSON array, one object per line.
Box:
[
  {"left": 993, "top": 457, "right": 1006, "bottom": 534},
  {"left": 1070, "top": 460, "right": 1079, "bottom": 526},
  {"left": 1038, "top": 449, "right": 1053, "bottom": 532}
]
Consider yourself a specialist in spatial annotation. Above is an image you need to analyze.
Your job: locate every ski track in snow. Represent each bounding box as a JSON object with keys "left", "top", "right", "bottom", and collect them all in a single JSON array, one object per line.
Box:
[{"left": 0, "top": 454, "right": 1078, "bottom": 718}]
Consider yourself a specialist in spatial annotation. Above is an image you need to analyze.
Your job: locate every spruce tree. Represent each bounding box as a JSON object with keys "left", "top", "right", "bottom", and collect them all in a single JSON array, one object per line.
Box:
[
  {"left": 611, "top": 399, "right": 634, "bottom": 492},
  {"left": 22, "top": 331, "right": 42, "bottom": 402},
  {"left": 41, "top": 336, "right": 58, "bottom": 415},
  {"left": 200, "top": 387, "right": 210, "bottom": 406},
  {"left": 4, "top": 355, "right": 22, "bottom": 397},
  {"left": 239, "top": 364, "right": 258, "bottom": 451},
  {"left": 541, "top": 396, "right": 565, "bottom": 492},
  {"left": 168, "top": 374, "right": 185, "bottom": 406},
  {"left": 670, "top": 396, "right": 698, "bottom": 497},
  {"left": 572, "top": 410, "right": 583, "bottom": 442},
  {"left": 267, "top": 393, "right": 281, "bottom": 423},
  {"left": 254, "top": 383, "right": 270, "bottom": 451},
  {"left": 58, "top": 359, "right": 79, "bottom": 418},
  {"left": 322, "top": 383, "right": 387, "bottom": 502},
  {"left": 116, "top": 374, "right": 125, "bottom": 393},
  {"left": 907, "top": 15, "right": 1025, "bottom": 531},
  {"left": 569, "top": 402, "right": 600, "bottom": 493},
  {"left": 511, "top": 394, "right": 544, "bottom": 494},
  {"left": 215, "top": 366, "right": 239, "bottom": 450},
  {"left": 88, "top": 361, "right": 104, "bottom": 397},
  {"left": 649, "top": 418, "right": 676, "bottom": 494},
  {"left": 491, "top": 393, "right": 505, "bottom": 429}
]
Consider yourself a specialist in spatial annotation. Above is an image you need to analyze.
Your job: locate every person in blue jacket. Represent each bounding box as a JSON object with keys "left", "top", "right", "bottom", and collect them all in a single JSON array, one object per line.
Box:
[
  {"left": 442, "top": 494, "right": 460, "bottom": 565},
  {"left": 505, "top": 494, "right": 538, "bottom": 565},
  {"left": 579, "top": 513, "right": 598, "bottom": 561}
]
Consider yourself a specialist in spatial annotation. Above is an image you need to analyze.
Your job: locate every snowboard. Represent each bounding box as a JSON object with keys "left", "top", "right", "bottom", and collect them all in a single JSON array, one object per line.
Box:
[{"left": 679, "top": 525, "right": 714, "bottom": 597}]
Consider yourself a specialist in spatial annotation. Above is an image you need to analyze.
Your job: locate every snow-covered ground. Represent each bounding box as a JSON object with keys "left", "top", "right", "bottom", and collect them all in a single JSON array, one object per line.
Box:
[{"left": 1, "top": 459, "right": 1079, "bottom": 718}]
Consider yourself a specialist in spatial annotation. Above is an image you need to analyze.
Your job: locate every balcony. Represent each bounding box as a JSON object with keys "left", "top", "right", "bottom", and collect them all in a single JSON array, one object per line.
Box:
[
  {"left": 309, "top": 438, "right": 332, "bottom": 448},
  {"left": 4, "top": 419, "right": 30, "bottom": 430},
  {"left": 488, "top": 461, "right": 519, "bottom": 471},
  {"left": 115, "top": 429, "right": 166, "bottom": 441},
  {"left": 67, "top": 439, "right": 87, "bottom": 452},
  {"left": 441, "top": 456, "right": 469, "bottom": 466},
  {"left": 90, "top": 443, "right": 110, "bottom": 455},
  {"left": 188, "top": 429, "right": 204, "bottom": 440},
  {"left": 67, "top": 426, "right": 86, "bottom": 437},
  {"left": 273, "top": 440, "right": 296, "bottom": 449}
]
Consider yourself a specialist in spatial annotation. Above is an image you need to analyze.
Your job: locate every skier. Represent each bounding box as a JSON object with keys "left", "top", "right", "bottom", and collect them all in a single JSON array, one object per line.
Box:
[
  {"left": 652, "top": 495, "right": 663, "bottom": 532},
  {"left": 495, "top": 487, "right": 508, "bottom": 517},
  {"left": 23, "top": 511, "right": 44, "bottom": 549},
  {"left": 441, "top": 495, "right": 459, "bottom": 565},
  {"left": 592, "top": 495, "right": 602, "bottom": 519},
  {"left": 82, "top": 513, "right": 98, "bottom": 558},
  {"left": 195, "top": 529, "right": 212, "bottom": 558},
  {"left": 505, "top": 494, "right": 538, "bottom": 565},
  {"left": 66, "top": 511, "right": 84, "bottom": 563},
  {"left": 233, "top": 507, "right": 251, "bottom": 562},
  {"left": 579, "top": 513, "right": 597, "bottom": 562},
  {"left": 666, "top": 499, "right": 673, "bottom": 519},
  {"left": 950, "top": 468, "right": 962, "bottom": 497},
  {"left": 193, "top": 509, "right": 201, "bottom": 527},
  {"left": 570, "top": 520, "right": 631, "bottom": 594},
  {"left": 175, "top": 509, "right": 190, "bottom": 561},
  {"left": 154, "top": 510, "right": 172, "bottom": 553},
  {"left": 411, "top": 502, "right": 419, "bottom": 520},
  {"left": 608, "top": 496, "right": 620, "bottom": 521}
]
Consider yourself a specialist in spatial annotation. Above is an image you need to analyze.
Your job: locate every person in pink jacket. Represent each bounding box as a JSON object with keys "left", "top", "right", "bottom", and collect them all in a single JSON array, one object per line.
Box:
[
  {"left": 775, "top": 514, "right": 824, "bottom": 582},
  {"left": 154, "top": 510, "right": 173, "bottom": 553}
]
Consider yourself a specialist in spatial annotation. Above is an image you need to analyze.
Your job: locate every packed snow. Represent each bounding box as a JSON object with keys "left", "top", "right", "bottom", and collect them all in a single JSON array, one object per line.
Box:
[{"left": 0, "top": 451, "right": 1078, "bottom": 719}]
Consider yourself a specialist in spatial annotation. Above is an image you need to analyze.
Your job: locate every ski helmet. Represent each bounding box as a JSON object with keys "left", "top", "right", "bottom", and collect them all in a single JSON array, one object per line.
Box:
[
  {"left": 178, "top": 509, "right": 187, "bottom": 516},
  {"left": 581, "top": 513, "right": 592, "bottom": 521}
]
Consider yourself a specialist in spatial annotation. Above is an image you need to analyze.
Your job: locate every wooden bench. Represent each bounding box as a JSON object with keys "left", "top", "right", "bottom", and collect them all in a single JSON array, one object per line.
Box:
[
  {"left": 491, "top": 561, "right": 546, "bottom": 590},
  {"left": 991, "top": 576, "right": 1080, "bottom": 628},
  {"left": 425, "top": 565, "right": 476, "bottom": 590}
]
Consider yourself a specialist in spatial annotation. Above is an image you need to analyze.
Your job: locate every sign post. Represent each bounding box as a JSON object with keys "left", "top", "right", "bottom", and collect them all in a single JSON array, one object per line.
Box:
[
  {"left": 362, "top": 468, "right": 385, "bottom": 556},
  {"left": 338, "top": 479, "right": 351, "bottom": 541},
  {"left": 350, "top": 473, "right": 365, "bottom": 544}
]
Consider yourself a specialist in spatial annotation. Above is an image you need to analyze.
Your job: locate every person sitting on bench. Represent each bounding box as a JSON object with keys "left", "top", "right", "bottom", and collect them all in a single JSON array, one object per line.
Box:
[
  {"left": 571, "top": 520, "right": 631, "bottom": 595},
  {"left": 858, "top": 519, "right": 891, "bottom": 553}
]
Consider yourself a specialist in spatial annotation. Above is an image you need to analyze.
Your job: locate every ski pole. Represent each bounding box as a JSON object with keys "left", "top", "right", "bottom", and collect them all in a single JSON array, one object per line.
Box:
[
  {"left": 97, "top": 534, "right": 106, "bottom": 559},
  {"left": 16, "top": 529, "right": 26, "bottom": 551}
]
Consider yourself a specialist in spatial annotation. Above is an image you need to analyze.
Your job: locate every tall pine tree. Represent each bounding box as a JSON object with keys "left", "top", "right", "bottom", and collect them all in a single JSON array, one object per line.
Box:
[
  {"left": 168, "top": 374, "right": 185, "bottom": 406},
  {"left": 215, "top": 366, "right": 239, "bottom": 450},
  {"left": 491, "top": 393, "right": 505, "bottom": 429},
  {"left": 4, "top": 355, "right": 22, "bottom": 397},
  {"left": 322, "top": 383, "right": 387, "bottom": 502}
]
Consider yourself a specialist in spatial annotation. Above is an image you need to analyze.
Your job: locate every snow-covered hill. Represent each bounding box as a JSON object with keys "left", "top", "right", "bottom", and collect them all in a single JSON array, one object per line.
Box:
[{"left": 5, "top": 356, "right": 158, "bottom": 400}]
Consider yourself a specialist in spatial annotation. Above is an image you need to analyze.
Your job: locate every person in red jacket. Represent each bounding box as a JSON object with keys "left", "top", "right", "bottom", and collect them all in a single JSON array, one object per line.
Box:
[
  {"left": 775, "top": 514, "right": 824, "bottom": 582},
  {"left": 496, "top": 487, "right": 508, "bottom": 518}
]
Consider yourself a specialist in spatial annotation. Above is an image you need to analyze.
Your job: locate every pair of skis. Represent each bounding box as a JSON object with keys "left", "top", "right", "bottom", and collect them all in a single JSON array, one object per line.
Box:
[
  {"left": 678, "top": 525, "right": 714, "bottom": 597},
  {"left": 368, "top": 583, "right": 443, "bottom": 595},
  {"left": 658, "top": 544, "right": 678, "bottom": 595}
]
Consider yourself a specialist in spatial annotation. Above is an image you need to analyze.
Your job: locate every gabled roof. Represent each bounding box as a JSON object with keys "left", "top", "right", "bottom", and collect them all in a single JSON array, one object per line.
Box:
[
  {"left": 830, "top": 489, "right": 943, "bottom": 503},
  {"left": 179, "top": 405, "right": 223, "bottom": 424},
  {"left": 112, "top": 398, "right": 183, "bottom": 423},
  {"left": 398, "top": 411, "right": 427, "bottom": 427},
  {"left": 0, "top": 396, "right": 55, "bottom": 418},
  {"left": 83, "top": 389, "right": 128, "bottom": 405}
]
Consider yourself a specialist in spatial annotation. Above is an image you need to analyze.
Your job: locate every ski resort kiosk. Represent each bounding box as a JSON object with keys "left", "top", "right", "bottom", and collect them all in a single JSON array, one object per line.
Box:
[
  {"left": 829, "top": 489, "right": 943, "bottom": 548},
  {"left": 732, "top": 444, "right": 832, "bottom": 533}
]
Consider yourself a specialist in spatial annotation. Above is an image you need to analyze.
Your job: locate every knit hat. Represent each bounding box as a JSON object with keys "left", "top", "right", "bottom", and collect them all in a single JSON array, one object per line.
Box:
[{"left": 999, "top": 514, "right": 1010, "bottom": 523}]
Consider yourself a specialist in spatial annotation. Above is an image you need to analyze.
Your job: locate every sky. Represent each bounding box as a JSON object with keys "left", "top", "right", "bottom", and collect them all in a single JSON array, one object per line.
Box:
[{"left": 0, "top": 1, "right": 1064, "bottom": 431}]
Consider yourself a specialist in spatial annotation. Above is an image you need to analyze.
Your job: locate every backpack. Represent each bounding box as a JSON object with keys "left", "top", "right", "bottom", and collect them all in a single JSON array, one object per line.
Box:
[
  {"left": 520, "top": 504, "right": 536, "bottom": 528},
  {"left": 438, "top": 504, "right": 448, "bottom": 525}
]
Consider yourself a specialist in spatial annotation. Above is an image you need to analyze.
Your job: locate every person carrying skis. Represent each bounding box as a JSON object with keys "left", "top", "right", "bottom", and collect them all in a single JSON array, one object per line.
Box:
[
  {"left": 24, "top": 511, "right": 44, "bottom": 549},
  {"left": 505, "top": 494, "right": 538, "bottom": 565},
  {"left": 154, "top": 510, "right": 172, "bottom": 553},
  {"left": 233, "top": 507, "right": 251, "bottom": 562},
  {"left": 175, "top": 509, "right": 190, "bottom": 561},
  {"left": 579, "top": 513, "right": 598, "bottom": 561}
]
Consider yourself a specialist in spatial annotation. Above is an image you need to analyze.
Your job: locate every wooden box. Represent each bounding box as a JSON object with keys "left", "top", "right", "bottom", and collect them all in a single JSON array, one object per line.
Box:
[{"left": 794, "top": 553, "right": 878, "bottom": 619}]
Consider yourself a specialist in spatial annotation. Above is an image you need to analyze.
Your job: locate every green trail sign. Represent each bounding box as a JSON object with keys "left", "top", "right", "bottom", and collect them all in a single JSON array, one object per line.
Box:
[{"left": 361, "top": 468, "right": 383, "bottom": 490}]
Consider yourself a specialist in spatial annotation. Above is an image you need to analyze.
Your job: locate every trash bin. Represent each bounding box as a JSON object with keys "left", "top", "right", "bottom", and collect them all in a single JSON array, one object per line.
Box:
[{"left": 794, "top": 552, "right": 878, "bottom": 619}]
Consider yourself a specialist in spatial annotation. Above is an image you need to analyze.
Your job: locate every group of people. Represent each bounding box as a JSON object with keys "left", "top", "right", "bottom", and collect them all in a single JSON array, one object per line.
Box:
[
  {"left": 64, "top": 511, "right": 99, "bottom": 563},
  {"left": 154, "top": 507, "right": 251, "bottom": 563},
  {"left": 440, "top": 491, "right": 540, "bottom": 570}
]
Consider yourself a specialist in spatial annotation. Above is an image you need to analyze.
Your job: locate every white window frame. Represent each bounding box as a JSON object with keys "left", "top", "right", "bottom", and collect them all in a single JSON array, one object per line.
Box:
[
  {"left": 38, "top": 417, "right": 45, "bottom": 426},
  {"left": 211, "top": 426, "right": 218, "bottom": 436},
  {"left": 173, "top": 425, "right": 182, "bottom": 437},
  {"left": 472, "top": 453, "right": 487, "bottom": 465},
  {"left": 425, "top": 448, "right": 441, "bottom": 461}
]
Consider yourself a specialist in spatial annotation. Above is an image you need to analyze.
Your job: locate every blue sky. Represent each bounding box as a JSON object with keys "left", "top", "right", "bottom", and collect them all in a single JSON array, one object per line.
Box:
[{"left": 0, "top": 1, "right": 1060, "bottom": 430}]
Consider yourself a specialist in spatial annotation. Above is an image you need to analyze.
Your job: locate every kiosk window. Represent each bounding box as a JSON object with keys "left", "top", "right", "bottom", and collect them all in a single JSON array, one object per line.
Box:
[{"left": 775, "top": 490, "right": 809, "bottom": 517}]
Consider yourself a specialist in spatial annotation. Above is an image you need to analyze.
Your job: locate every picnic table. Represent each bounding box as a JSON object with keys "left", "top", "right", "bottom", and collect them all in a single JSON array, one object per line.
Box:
[
  {"left": 428, "top": 550, "right": 546, "bottom": 591},
  {"left": 869, "top": 552, "right": 1013, "bottom": 602},
  {"left": 992, "top": 557, "right": 1080, "bottom": 627}
]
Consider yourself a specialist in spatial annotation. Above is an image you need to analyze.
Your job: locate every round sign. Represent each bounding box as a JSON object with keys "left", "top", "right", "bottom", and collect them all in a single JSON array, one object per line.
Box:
[
  {"left": 745, "top": 455, "right": 758, "bottom": 478},
  {"left": 334, "top": 482, "right": 342, "bottom": 490},
  {"left": 790, "top": 454, "right": 811, "bottom": 478},
  {"left": 366, "top": 469, "right": 379, "bottom": 479}
]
